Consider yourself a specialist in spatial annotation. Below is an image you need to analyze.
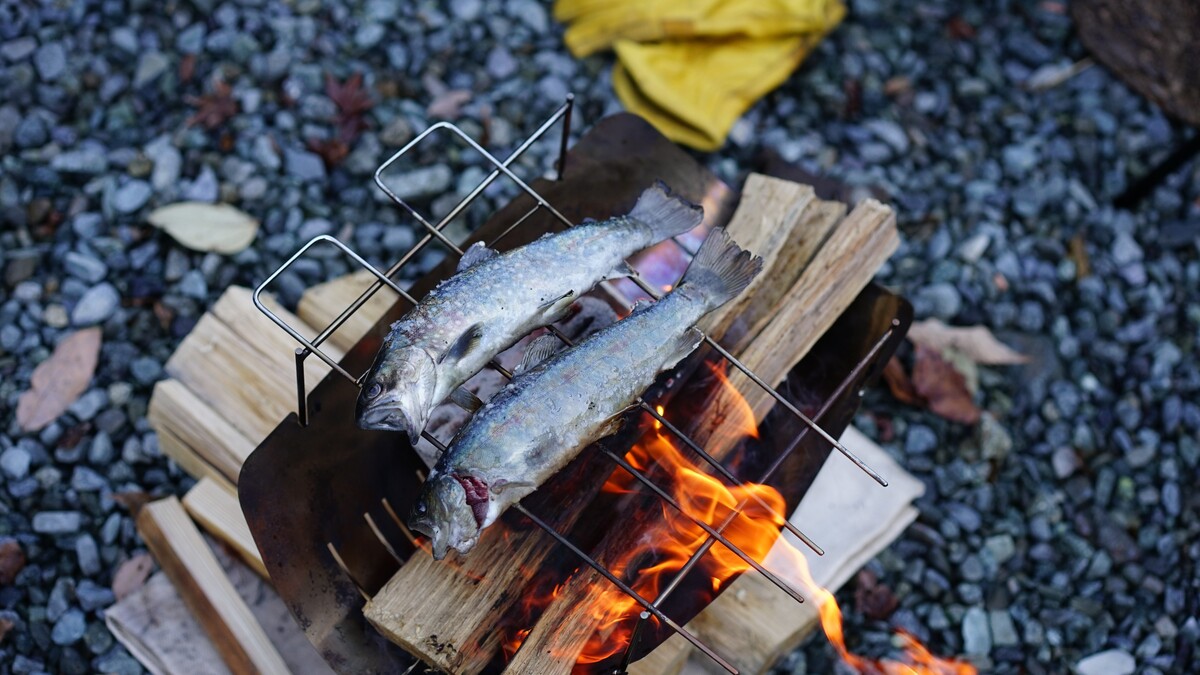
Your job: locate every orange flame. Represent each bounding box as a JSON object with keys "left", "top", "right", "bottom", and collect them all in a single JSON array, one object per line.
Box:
[{"left": 505, "top": 362, "right": 975, "bottom": 673}]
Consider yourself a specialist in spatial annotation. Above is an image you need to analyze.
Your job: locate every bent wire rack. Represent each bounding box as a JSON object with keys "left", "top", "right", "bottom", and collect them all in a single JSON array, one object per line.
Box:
[{"left": 251, "top": 96, "right": 897, "bottom": 674}]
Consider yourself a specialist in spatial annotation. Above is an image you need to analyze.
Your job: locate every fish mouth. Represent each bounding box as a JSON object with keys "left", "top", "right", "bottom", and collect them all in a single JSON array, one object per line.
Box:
[{"left": 357, "top": 394, "right": 424, "bottom": 440}]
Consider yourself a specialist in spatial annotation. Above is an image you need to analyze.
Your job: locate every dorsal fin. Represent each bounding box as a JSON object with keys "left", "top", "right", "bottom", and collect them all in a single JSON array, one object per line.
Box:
[
  {"left": 513, "top": 334, "right": 561, "bottom": 376},
  {"left": 456, "top": 241, "right": 498, "bottom": 272},
  {"left": 438, "top": 323, "right": 484, "bottom": 364}
]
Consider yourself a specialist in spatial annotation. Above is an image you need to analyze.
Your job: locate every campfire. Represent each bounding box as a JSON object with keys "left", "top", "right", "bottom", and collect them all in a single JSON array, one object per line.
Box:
[{"left": 228, "top": 103, "right": 975, "bottom": 674}]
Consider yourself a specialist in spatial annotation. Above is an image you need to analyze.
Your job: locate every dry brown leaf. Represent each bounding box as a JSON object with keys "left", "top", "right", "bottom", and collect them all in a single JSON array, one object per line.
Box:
[
  {"left": 147, "top": 202, "right": 259, "bottom": 254},
  {"left": 0, "top": 616, "right": 13, "bottom": 643},
  {"left": 907, "top": 319, "right": 1029, "bottom": 365},
  {"left": 855, "top": 569, "right": 899, "bottom": 621},
  {"left": 912, "top": 344, "right": 981, "bottom": 425},
  {"left": 186, "top": 79, "right": 239, "bottom": 130},
  {"left": 1069, "top": 233, "right": 1091, "bottom": 279},
  {"left": 16, "top": 328, "right": 102, "bottom": 432},
  {"left": 112, "top": 552, "right": 155, "bottom": 601},
  {"left": 0, "top": 538, "right": 26, "bottom": 585},
  {"left": 427, "top": 89, "right": 472, "bottom": 120},
  {"left": 882, "top": 356, "right": 923, "bottom": 406}
]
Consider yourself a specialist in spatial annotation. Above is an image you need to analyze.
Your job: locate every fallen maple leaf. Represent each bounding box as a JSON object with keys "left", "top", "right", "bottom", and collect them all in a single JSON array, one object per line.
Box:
[
  {"left": 0, "top": 538, "right": 26, "bottom": 585},
  {"left": 306, "top": 136, "right": 351, "bottom": 168},
  {"left": 112, "top": 552, "right": 155, "bottom": 601},
  {"left": 912, "top": 344, "right": 981, "bottom": 425},
  {"left": 325, "top": 72, "right": 373, "bottom": 143},
  {"left": 186, "top": 79, "right": 239, "bottom": 130},
  {"left": 882, "top": 356, "right": 923, "bottom": 406},
  {"left": 16, "top": 328, "right": 102, "bottom": 432},
  {"left": 907, "top": 319, "right": 1029, "bottom": 365},
  {"left": 855, "top": 569, "right": 899, "bottom": 621}
]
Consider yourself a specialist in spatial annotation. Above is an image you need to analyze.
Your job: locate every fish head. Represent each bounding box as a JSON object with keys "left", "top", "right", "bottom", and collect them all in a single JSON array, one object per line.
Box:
[
  {"left": 409, "top": 474, "right": 481, "bottom": 560},
  {"left": 356, "top": 343, "right": 438, "bottom": 442}
]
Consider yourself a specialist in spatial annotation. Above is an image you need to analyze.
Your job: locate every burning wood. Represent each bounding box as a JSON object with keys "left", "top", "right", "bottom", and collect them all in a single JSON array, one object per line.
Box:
[{"left": 363, "top": 173, "right": 901, "bottom": 673}]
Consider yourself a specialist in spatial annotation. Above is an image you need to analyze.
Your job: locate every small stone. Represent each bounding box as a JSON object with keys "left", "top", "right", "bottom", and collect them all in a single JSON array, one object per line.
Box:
[
  {"left": 34, "top": 42, "right": 67, "bottom": 81},
  {"left": 95, "top": 648, "right": 142, "bottom": 675},
  {"left": 134, "top": 51, "right": 170, "bottom": 87},
  {"left": 507, "top": 0, "right": 548, "bottom": 32},
  {"left": 1111, "top": 233, "right": 1142, "bottom": 266},
  {"left": 84, "top": 620, "right": 113, "bottom": 655},
  {"left": 51, "top": 609, "right": 86, "bottom": 646},
  {"left": 1, "top": 36, "right": 37, "bottom": 61},
  {"left": 1002, "top": 144, "right": 1038, "bottom": 177},
  {"left": 379, "top": 164, "right": 453, "bottom": 201},
  {"left": 146, "top": 139, "right": 182, "bottom": 191},
  {"left": 48, "top": 577, "right": 72, "bottom": 620},
  {"left": 1051, "top": 446, "right": 1080, "bottom": 478},
  {"left": 984, "top": 534, "right": 1015, "bottom": 564},
  {"left": 978, "top": 413, "right": 1012, "bottom": 460},
  {"left": 111, "top": 180, "right": 153, "bottom": 214},
  {"left": 71, "top": 466, "right": 107, "bottom": 491},
  {"left": 451, "top": 0, "right": 483, "bottom": 20},
  {"left": 0, "top": 446, "right": 31, "bottom": 479},
  {"left": 914, "top": 282, "right": 961, "bottom": 319},
  {"left": 129, "top": 356, "right": 163, "bottom": 384},
  {"left": 75, "top": 580, "right": 115, "bottom": 611},
  {"left": 63, "top": 252, "right": 108, "bottom": 283},
  {"left": 183, "top": 165, "right": 219, "bottom": 202},
  {"left": 68, "top": 389, "right": 107, "bottom": 420},
  {"left": 962, "top": 606, "right": 991, "bottom": 655},
  {"left": 379, "top": 116, "right": 414, "bottom": 146},
  {"left": 905, "top": 424, "right": 938, "bottom": 455},
  {"left": 284, "top": 147, "right": 326, "bottom": 181},
  {"left": 957, "top": 233, "right": 990, "bottom": 262},
  {"left": 176, "top": 24, "right": 207, "bottom": 54},
  {"left": 52, "top": 148, "right": 109, "bottom": 175},
  {"left": 75, "top": 534, "right": 101, "bottom": 575},
  {"left": 89, "top": 432, "right": 114, "bottom": 464},
  {"left": 354, "top": 23, "right": 385, "bottom": 49},
  {"left": 989, "top": 610, "right": 1019, "bottom": 647},
  {"left": 177, "top": 269, "right": 208, "bottom": 299},
  {"left": 14, "top": 115, "right": 48, "bottom": 148},
  {"left": 71, "top": 282, "right": 120, "bottom": 325},
  {"left": 33, "top": 511, "right": 83, "bottom": 534},
  {"left": 865, "top": 119, "right": 910, "bottom": 153},
  {"left": 486, "top": 46, "right": 518, "bottom": 79},
  {"left": 1075, "top": 649, "right": 1135, "bottom": 675}
]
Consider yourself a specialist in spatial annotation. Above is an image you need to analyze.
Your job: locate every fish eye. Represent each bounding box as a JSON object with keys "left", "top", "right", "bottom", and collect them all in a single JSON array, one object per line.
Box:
[
  {"left": 365, "top": 382, "right": 382, "bottom": 399},
  {"left": 415, "top": 501, "right": 427, "bottom": 515}
]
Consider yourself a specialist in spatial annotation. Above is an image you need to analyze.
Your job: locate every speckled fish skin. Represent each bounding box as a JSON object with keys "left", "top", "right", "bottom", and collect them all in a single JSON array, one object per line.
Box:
[
  {"left": 410, "top": 227, "right": 763, "bottom": 559},
  {"left": 356, "top": 183, "right": 704, "bottom": 442}
]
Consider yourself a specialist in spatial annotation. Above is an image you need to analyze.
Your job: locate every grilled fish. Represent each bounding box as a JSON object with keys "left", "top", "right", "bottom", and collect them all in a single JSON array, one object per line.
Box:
[
  {"left": 356, "top": 182, "right": 704, "bottom": 441},
  {"left": 410, "top": 227, "right": 763, "bottom": 559}
]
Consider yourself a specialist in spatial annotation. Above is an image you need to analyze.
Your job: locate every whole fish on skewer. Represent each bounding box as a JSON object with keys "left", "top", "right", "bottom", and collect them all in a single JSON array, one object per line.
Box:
[
  {"left": 356, "top": 182, "right": 704, "bottom": 441},
  {"left": 410, "top": 227, "right": 763, "bottom": 559}
]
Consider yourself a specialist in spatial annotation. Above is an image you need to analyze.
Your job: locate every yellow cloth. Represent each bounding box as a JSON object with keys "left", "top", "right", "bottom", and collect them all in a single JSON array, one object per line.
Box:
[{"left": 555, "top": 0, "right": 844, "bottom": 151}]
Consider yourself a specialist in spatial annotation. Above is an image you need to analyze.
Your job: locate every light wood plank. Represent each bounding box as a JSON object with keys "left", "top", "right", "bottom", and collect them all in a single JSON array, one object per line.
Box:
[
  {"left": 184, "top": 477, "right": 267, "bottom": 578},
  {"left": 136, "top": 497, "right": 289, "bottom": 675},
  {"left": 297, "top": 269, "right": 402, "bottom": 352}
]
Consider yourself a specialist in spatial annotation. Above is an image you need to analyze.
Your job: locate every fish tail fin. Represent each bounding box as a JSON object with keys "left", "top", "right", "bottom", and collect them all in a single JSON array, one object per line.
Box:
[
  {"left": 628, "top": 181, "right": 704, "bottom": 241},
  {"left": 680, "top": 227, "right": 763, "bottom": 310}
]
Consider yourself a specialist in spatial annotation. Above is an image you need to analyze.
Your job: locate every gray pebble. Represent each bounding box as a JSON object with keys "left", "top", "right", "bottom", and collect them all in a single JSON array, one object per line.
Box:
[
  {"left": 71, "top": 282, "right": 120, "bottom": 325},
  {"left": 905, "top": 424, "right": 938, "bottom": 455},
  {"left": 34, "top": 42, "right": 67, "bottom": 81},
  {"left": 14, "top": 114, "right": 48, "bottom": 148},
  {"left": 865, "top": 119, "right": 909, "bottom": 153},
  {"left": 1075, "top": 649, "right": 1136, "bottom": 675},
  {"left": 134, "top": 51, "right": 170, "bottom": 87},
  {"left": 1111, "top": 232, "right": 1143, "bottom": 266},
  {"left": 33, "top": 511, "right": 82, "bottom": 534},
  {"left": 52, "top": 148, "right": 109, "bottom": 175},
  {"left": 70, "top": 466, "right": 107, "bottom": 491},
  {"left": 378, "top": 164, "right": 453, "bottom": 201},
  {"left": 64, "top": 252, "right": 108, "bottom": 283},
  {"left": 284, "top": 147, "right": 326, "bottom": 181},
  {"left": 183, "top": 165, "right": 219, "bottom": 202},
  {"left": 51, "top": 608, "right": 86, "bottom": 645},
  {"left": 111, "top": 180, "right": 153, "bottom": 214},
  {"left": 68, "top": 389, "right": 107, "bottom": 421},
  {"left": 0, "top": 446, "right": 31, "bottom": 479},
  {"left": 75, "top": 580, "right": 115, "bottom": 611},
  {"left": 962, "top": 606, "right": 992, "bottom": 655},
  {"left": 487, "top": 46, "right": 518, "bottom": 80},
  {"left": 75, "top": 534, "right": 101, "bottom": 576},
  {"left": 914, "top": 282, "right": 961, "bottom": 319},
  {"left": 989, "top": 610, "right": 1020, "bottom": 647}
]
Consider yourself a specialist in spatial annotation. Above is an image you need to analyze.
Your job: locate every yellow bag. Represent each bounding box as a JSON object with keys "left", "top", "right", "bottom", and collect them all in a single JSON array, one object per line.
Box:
[{"left": 556, "top": 0, "right": 845, "bottom": 151}]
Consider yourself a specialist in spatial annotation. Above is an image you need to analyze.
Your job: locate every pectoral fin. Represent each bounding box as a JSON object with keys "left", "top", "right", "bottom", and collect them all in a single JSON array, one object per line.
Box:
[
  {"left": 538, "top": 289, "right": 576, "bottom": 319},
  {"left": 456, "top": 241, "right": 498, "bottom": 272},
  {"left": 450, "top": 386, "right": 484, "bottom": 413},
  {"left": 513, "top": 334, "right": 561, "bottom": 376},
  {"left": 439, "top": 323, "right": 484, "bottom": 364},
  {"left": 664, "top": 327, "right": 704, "bottom": 370}
]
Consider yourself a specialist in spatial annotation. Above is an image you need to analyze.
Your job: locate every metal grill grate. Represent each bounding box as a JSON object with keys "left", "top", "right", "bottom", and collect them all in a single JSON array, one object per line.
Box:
[{"left": 250, "top": 96, "right": 896, "bottom": 674}]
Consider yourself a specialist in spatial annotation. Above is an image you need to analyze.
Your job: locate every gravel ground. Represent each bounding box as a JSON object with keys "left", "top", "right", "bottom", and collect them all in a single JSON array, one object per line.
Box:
[{"left": 1, "top": 0, "right": 1197, "bottom": 674}]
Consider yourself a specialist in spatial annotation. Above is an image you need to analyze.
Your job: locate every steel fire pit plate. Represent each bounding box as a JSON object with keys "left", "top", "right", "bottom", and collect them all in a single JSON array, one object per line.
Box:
[{"left": 239, "top": 113, "right": 911, "bottom": 674}]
